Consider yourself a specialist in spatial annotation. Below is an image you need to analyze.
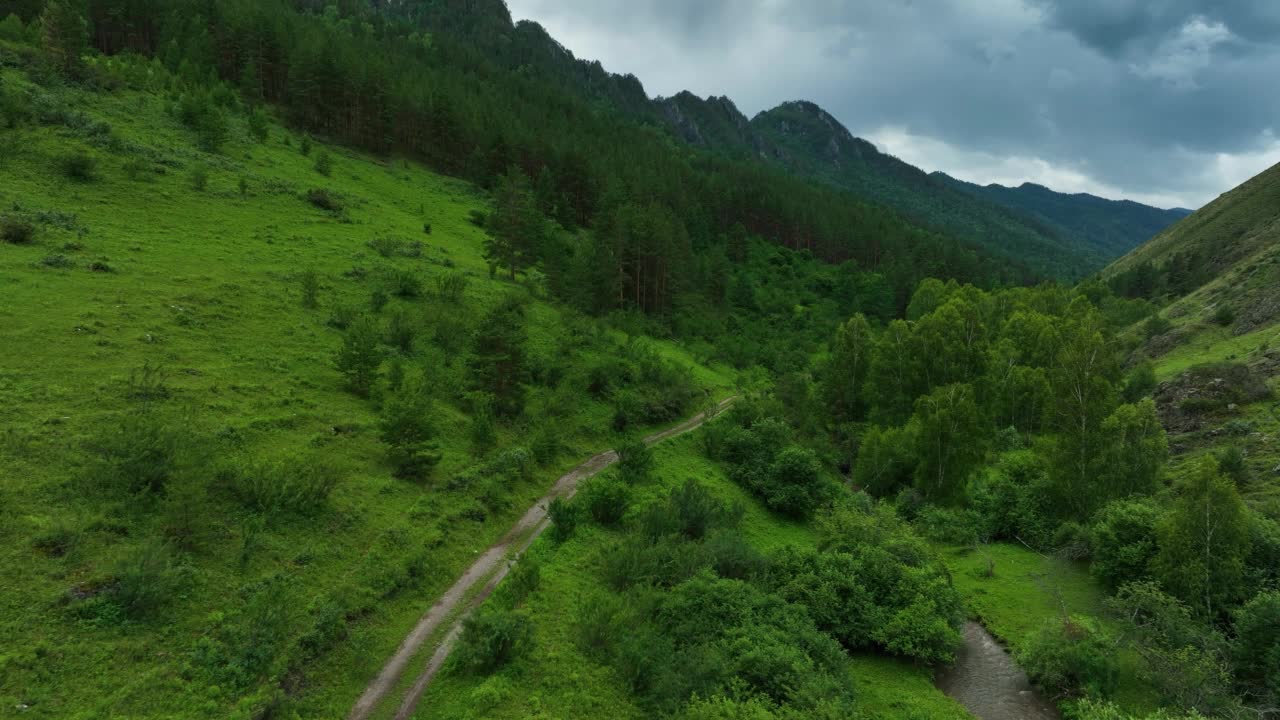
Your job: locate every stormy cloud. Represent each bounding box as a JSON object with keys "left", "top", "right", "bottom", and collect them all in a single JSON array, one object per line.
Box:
[{"left": 505, "top": 0, "right": 1280, "bottom": 208}]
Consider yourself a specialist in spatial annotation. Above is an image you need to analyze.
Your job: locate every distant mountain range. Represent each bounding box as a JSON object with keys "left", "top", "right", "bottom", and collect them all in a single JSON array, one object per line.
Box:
[
  {"left": 386, "top": 0, "right": 1191, "bottom": 279},
  {"left": 652, "top": 92, "right": 1190, "bottom": 278}
]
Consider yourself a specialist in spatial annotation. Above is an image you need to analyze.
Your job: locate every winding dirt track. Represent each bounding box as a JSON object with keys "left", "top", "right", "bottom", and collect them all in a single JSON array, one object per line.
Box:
[{"left": 347, "top": 397, "right": 735, "bottom": 720}]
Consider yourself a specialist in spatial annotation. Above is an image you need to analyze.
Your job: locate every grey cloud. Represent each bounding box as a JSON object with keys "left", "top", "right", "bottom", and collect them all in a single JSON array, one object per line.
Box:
[
  {"left": 1034, "top": 0, "right": 1280, "bottom": 55},
  {"left": 506, "top": 0, "right": 1280, "bottom": 208}
]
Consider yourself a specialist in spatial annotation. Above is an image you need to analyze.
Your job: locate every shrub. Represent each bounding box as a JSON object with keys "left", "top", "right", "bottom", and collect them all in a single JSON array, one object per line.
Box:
[
  {"left": 1233, "top": 591, "right": 1280, "bottom": 698},
  {"left": 37, "top": 253, "right": 75, "bottom": 269},
  {"left": 224, "top": 453, "right": 340, "bottom": 516},
  {"left": 1215, "top": 446, "right": 1249, "bottom": 485},
  {"left": 1, "top": 215, "right": 36, "bottom": 244},
  {"left": 188, "top": 164, "right": 208, "bottom": 191},
  {"left": 385, "top": 309, "right": 417, "bottom": 353},
  {"left": 640, "top": 479, "right": 740, "bottom": 541},
  {"left": 1212, "top": 304, "right": 1235, "bottom": 327},
  {"left": 326, "top": 304, "right": 359, "bottom": 330},
  {"left": 194, "top": 107, "right": 227, "bottom": 152},
  {"left": 1122, "top": 361, "right": 1157, "bottom": 402},
  {"left": 452, "top": 609, "right": 533, "bottom": 674},
  {"left": 1143, "top": 315, "right": 1172, "bottom": 339},
  {"left": 468, "top": 401, "right": 497, "bottom": 455},
  {"left": 92, "top": 407, "right": 193, "bottom": 496},
  {"left": 379, "top": 381, "right": 442, "bottom": 480},
  {"left": 122, "top": 157, "right": 151, "bottom": 181},
  {"left": 547, "top": 497, "right": 583, "bottom": 543},
  {"left": 917, "top": 505, "right": 984, "bottom": 545},
  {"left": 369, "top": 288, "right": 389, "bottom": 313},
  {"left": 758, "top": 445, "right": 833, "bottom": 518},
  {"left": 434, "top": 271, "right": 469, "bottom": 303},
  {"left": 60, "top": 151, "right": 97, "bottom": 181},
  {"left": 422, "top": 222, "right": 432, "bottom": 235},
  {"left": 305, "top": 188, "right": 342, "bottom": 212},
  {"left": 615, "top": 436, "right": 654, "bottom": 484},
  {"left": 501, "top": 558, "right": 540, "bottom": 609},
  {"left": 299, "top": 269, "right": 320, "bottom": 309},
  {"left": 1019, "top": 618, "right": 1118, "bottom": 699},
  {"left": 1089, "top": 499, "right": 1161, "bottom": 590},
  {"left": 582, "top": 476, "right": 631, "bottom": 526},
  {"left": 300, "top": 134, "right": 312, "bottom": 156},
  {"left": 467, "top": 209, "right": 488, "bottom": 228},
  {"left": 387, "top": 269, "right": 423, "bottom": 299},
  {"left": 314, "top": 151, "right": 333, "bottom": 176},
  {"left": 246, "top": 107, "right": 269, "bottom": 142},
  {"left": 108, "top": 540, "right": 186, "bottom": 621},
  {"left": 334, "top": 314, "right": 382, "bottom": 397}
]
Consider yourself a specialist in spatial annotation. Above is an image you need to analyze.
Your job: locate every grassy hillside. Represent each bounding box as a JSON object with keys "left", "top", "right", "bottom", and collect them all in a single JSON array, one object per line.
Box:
[
  {"left": 0, "top": 63, "right": 736, "bottom": 720},
  {"left": 1103, "top": 161, "right": 1280, "bottom": 520}
]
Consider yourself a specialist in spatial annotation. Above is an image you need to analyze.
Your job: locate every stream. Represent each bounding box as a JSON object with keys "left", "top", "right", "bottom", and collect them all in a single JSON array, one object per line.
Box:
[{"left": 935, "top": 621, "right": 1060, "bottom": 720}]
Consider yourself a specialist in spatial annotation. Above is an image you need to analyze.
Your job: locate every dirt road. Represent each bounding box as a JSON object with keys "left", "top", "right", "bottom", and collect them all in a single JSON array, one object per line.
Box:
[{"left": 347, "top": 397, "right": 735, "bottom": 720}]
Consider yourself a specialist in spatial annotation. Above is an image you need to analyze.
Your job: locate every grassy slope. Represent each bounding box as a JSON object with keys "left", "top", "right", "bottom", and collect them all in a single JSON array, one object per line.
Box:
[
  {"left": 0, "top": 67, "right": 735, "bottom": 720},
  {"left": 417, "top": 433, "right": 973, "bottom": 720}
]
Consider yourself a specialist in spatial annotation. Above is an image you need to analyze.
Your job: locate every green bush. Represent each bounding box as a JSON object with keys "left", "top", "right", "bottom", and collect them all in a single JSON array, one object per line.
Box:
[
  {"left": 0, "top": 215, "right": 35, "bottom": 244},
  {"left": 379, "top": 381, "right": 441, "bottom": 480},
  {"left": 1212, "top": 304, "right": 1235, "bottom": 327},
  {"left": 640, "top": 479, "right": 740, "bottom": 542},
  {"left": 1233, "top": 591, "right": 1280, "bottom": 698},
  {"left": 547, "top": 496, "right": 583, "bottom": 543},
  {"left": 246, "top": 107, "right": 269, "bottom": 142},
  {"left": 758, "top": 445, "right": 833, "bottom": 518},
  {"left": 305, "top": 188, "right": 342, "bottom": 212},
  {"left": 334, "top": 314, "right": 382, "bottom": 397},
  {"left": 1019, "top": 618, "right": 1118, "bottom": 699},
  {"left": 224, "top": 453, "right": 340, "bottom": 516},
  {"left": 314, "top": 151, "right": 333, "bottom": 176},
  {"left": 299, "top": 268, "right": 320, "bottom": 309},
  {"left": 434, "top": 271, "right": 469, "bottom": 303},
  {"left": 582, "top": 475, "right": 631, "bottom": 526},
  {"left": 59, "top": 150, "right": 97, "bottom": 181},
  {"left": 108, "top": 540, "right": 186, "bottom": 621},
  {"left": 1089, "top": 499, "right": 1161, "bottom": 590},
  {"left": 385, "top": 309, "right": 417, "bottom": 353},
  {"left": 500, "top": 558, "right": 541, "bottom": 609},
  {"left": 387, "top": 269, "right": 423, "bottom": 299},
  {"left": 452, "top": 609, "right": 533, "bottom": 674},
  {"left": 92, "top": 407, "right": 193, "bottom": 496},
  {"left": 1215, "top": 446, "right": 1249, "bottom": 485},
  {"left": 616, "top": 436, "right": 654, "bottom": 484},
  {"left": 1122, "top": 361, "right": 1157, "bottom": 402}
]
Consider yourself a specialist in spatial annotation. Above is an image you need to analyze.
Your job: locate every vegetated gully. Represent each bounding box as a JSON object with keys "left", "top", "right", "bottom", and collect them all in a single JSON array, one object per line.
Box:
[{"left": 348, "top": 397, "right": 738, "bottom": 720}]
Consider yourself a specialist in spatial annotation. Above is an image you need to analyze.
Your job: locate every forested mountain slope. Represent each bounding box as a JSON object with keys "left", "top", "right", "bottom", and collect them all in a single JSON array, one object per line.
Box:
[
  {"left": 362, "top": 0, "right": 1185, "bottom": 279},
  {"left": 937, "top": 174, "right": 1193, "bottom": 260}
]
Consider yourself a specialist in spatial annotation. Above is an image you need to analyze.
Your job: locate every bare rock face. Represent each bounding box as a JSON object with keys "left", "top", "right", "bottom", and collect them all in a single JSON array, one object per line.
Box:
[{"left": 1154, "top": 362, "right": 1273, "bottom": 434}]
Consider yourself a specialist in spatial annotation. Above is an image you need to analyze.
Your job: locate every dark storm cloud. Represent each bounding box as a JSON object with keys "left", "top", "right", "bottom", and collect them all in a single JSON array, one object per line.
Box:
[
  {"left": 505, "top": 0, "right": 1280, "bottom": 208},
  {"left": 1034, "top": 0, "right": 1280, "bottom": 55}
]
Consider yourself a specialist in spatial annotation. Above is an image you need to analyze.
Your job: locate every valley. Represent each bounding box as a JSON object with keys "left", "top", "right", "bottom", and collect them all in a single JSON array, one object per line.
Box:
[{"left": 2, "top": 3, "right": 1279, "bottom": 720}]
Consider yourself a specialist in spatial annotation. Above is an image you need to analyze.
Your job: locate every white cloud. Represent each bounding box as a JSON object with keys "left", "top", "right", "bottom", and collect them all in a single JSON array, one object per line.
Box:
[
  {"left": 1128, "top": 17, "right": 1232, "bottom": 88},
  {"left": 867, "top": 125, "right": 1280, "bottom": 209}
]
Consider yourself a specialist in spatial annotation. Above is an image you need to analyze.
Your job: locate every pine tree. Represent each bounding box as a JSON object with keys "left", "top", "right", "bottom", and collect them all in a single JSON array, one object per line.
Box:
[
  {"left": 484, "top": 166, "right": 541, "bottom": 281},
  {"left": 40, "top": 0, "right": 87, "bottom": 78}
]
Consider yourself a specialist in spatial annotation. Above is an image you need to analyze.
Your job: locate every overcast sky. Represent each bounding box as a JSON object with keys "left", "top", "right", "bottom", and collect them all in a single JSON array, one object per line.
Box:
[{"left": 504, "top": 0, "right": 1280, "bottom": 210}]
